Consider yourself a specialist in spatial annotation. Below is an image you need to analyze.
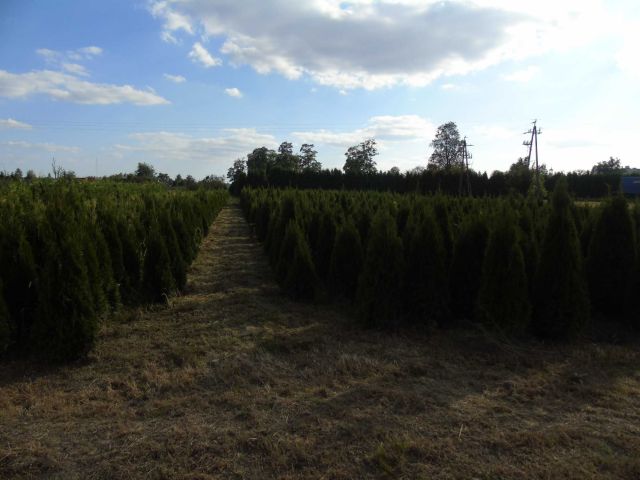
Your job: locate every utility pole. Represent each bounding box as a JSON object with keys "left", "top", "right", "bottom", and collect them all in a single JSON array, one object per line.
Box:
[
  {"left": 523, "top": 120, "right": 542, "bottom": 199},
  {"left": 458, "top": 137, "right": 472, "bottom": 196}
]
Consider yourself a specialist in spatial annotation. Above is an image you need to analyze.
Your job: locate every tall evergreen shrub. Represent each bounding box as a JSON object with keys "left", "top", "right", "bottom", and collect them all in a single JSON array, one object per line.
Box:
[
  {"left": 403, "top": 210, "right": 449, "bottom": 326},
  {"left": 0, "top": 280, "right": 10, "bottom": 354},
  {"left": 476, "top": 210, "right": 530, "bottom": 334},
  {"left": 356, "top": 210, "right": 405, "bottom": 328},
  {"left": 329, "top": 218, "right": 364, "bottom": 300},
  {"left": 587, "top": 195, "right": 637, "bottom": 320},
  {"left": 532, "top": 178, "right": 589, "bottom": 340},
  {"left": 449, "top": 218, "right": 489, "bottom": 322}
]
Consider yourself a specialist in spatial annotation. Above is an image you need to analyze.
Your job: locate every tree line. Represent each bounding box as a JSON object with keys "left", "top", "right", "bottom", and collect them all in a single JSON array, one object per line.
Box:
[{"left": 227, "top": 122, "right": 636, "bottom": 198}]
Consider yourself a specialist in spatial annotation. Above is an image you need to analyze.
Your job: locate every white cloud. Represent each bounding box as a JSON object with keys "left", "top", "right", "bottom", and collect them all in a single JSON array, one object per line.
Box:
[
  {"left": 164, "top": 73, "right": 186, "bottom": 83},
  {"left": 113, "top": 129, "right": 277, "bottom": 174},
  {"left": 2, "top": 140, "right": 80, "bottom": 153},
  {"left": 188, "top": 42, "right": 222, "bottom": 68},
  {"left": 149, "top": 1, "right": 194, "bottom": 43},
  {"left": 148, "top": 0, "right": 616, "bottom": 90},
  {"left": 36, "top": 46, "right": 103, "bottom": 77},
  {"left": 62, "top": 63, "right": 89, "bottom": 77},
  {"left": 0, "top": 118, "right": 32, "bottom": 130},
  {"left": 502, "top": 65, "right": 539, "bottom": 83},
  {"left": 224, "top": 87, "right": 242, "bottom": 98},
  {"left": 293, "top": 114, "right": 434, "bottom": 147},
  {"left": 615, "top": 21, "right": 640, "bottom": 79},
  {"left": 0, "top": 69, "right": 169, "bottom": 106},
  {"left": 37, "top": 46, "right": 102, "bottom": 63},
  {"left": 77, "top": 46, "right": 103, "bottom": 57}
]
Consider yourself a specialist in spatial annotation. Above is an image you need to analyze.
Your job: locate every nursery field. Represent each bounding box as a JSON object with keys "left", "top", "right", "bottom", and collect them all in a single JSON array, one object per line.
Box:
[
  {"left": 0, "top": 181, "right": 228, "bottom": 361},
  {"left": 1, "top": 200, "right": 639, "bottom": 479}
]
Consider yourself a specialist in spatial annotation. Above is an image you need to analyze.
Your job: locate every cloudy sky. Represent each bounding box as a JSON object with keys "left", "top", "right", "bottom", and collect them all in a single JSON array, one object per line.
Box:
[{"left": 0, "top": 0, "right": 638, "bottom": 178}]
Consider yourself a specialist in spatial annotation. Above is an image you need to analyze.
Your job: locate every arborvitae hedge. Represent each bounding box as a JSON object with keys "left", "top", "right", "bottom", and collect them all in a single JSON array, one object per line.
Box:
[
  {"left": 449, "top": 218, "right": 489, "bottom": 322},
  {"left": 0, "top": 181, "right": 228, "bottom": 361},
  {"left": 282, "top": 222, "right": 320, "bottom": 301},
  {"left": 587, "top": 195, "right": 637, "bottom": 321},
  {"left": 241, "top": 186, "right": 638, "bottom": 340},
  {"left": 329, "top": 218, "right": 364, "bottom": 301},
  {"left": 0, "top": 279, "right": 10, "bottom": 354},
  {"left": 476, "top": 210, "right": 531, "bottom": 335},
  {"left": 403, "top": 208, "right": 449, "bottom": 326},
  {"left": 356, "top": 210, "right": 405, "bottom": 328},
  {"left": 533, "top": 179, "right": 590, "bottom": 340}
]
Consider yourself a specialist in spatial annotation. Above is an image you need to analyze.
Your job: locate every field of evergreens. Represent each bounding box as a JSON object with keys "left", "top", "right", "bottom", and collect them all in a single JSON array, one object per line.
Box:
[
  {"left": 241, "top": 180, "right": 640, "bottom": 340},
  {"left": 0, "top": 180, "right": 228, "bottom": 361}
]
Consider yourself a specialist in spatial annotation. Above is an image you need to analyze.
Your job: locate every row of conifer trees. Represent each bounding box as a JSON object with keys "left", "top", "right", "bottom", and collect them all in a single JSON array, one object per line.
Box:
[
  {"left": 0, "top": 181, "right": 228, "bottom": 361},
  {"left": 241, "top": 180, "right": 640, "bottom": 340}
]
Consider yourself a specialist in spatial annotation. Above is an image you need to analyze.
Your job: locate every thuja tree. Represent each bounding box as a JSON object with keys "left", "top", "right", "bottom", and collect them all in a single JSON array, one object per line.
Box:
[
  {"left": 356, "top": 209, "right": 405, "bottom": 328},
  {"left": 31, "top": 206, "right": 98, "bottom": 361},
  {"left": 476, "top": 209, "right": 530, "bottom": 335},
  {"left": 449, "top": 217, "right": 489, "bottom": 322},
  {"left": 0, "top": 216, "right": 38, "bottom": 349},
  {"left": 142, "top": 225, "right": 176, "bottom": 303},
  {"left": 0, "top": 280, "right": 9, "bottom": 354},
  {"left": 587, "top": 195, "right": 637, "bottom": 321},
  {"left": 329, "top": 217, "right": 364, "bottom": 301},
  {"left": 281, "top": 221, "right": 320, "bottom": 300},
  {"left": 403, "top": 208, "right": 449, "bottom": 326},
  {"left": 532, "top": 178, "right": 589, "bottom": 340}
]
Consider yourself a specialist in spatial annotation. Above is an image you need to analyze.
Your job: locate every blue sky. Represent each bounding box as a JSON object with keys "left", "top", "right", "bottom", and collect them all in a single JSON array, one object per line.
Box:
[{"left": 1, "top": 0, "right": 638, "bottom": 179}]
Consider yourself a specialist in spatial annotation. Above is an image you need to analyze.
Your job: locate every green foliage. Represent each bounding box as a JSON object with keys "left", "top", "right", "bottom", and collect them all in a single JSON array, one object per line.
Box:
[
  {"left": 0, "top": 279, "right": 10, "bottom": 354},
  {"left": 343, "top": 138, "right": 378, "bottom": 175},
  {"left": 329, "top": 218, "right": 364, "bottom": 300},
  {"left": 403, "top": 209, "right": 449, "bottom": 326},
  {"left": 241, "top": 186, "right": 639, "bottom": 341},
  {"left": 143, "top": 225, "right": 177, "bottom": 303},
  {"left": 587, "top": 195, "right": 637, "bottom": 320},
  {"left": 0, "top": 181, "right": 228, "bottom": 361},
  {"left": 476, "top": 210, "right": 530, "bottom": 335},
  {"left": 356, "top": 210, "right": 405, "bottom": 327},
  {"left": 449, "top": 218, "right": 489, "bottom": 322},
  {"left": 31, "top": 206, "right": 98, "bottom": 361},
  {"left": 533, "top": 178, "right": 589, "bottom": 340},
  {"left": 282, "top": 222, "right": 320, "bottom": 301}
]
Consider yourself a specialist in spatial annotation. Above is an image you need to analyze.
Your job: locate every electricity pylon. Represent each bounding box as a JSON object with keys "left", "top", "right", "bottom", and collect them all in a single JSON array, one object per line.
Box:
[
  {"left": 523, "top": 120, "right": 543, "bottom": 199},
  {"left": 458, "top": 137, "right": 472, "bottom": 196}
]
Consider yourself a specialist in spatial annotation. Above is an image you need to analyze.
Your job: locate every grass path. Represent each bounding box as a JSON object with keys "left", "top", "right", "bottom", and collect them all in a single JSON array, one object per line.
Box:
[{"left": 1, "top": 201, "right": 640, "bottom": 479}]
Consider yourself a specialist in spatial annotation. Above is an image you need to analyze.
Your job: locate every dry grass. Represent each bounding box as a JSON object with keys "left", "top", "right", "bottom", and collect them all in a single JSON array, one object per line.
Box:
[{"left": 1, "top": 201, "right": 640, "bottom": 479}]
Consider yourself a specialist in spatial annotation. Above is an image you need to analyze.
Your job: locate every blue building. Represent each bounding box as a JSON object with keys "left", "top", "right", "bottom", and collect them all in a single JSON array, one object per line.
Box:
[{"left": 622, "top": 177, "right": 640, "bottom": 196}]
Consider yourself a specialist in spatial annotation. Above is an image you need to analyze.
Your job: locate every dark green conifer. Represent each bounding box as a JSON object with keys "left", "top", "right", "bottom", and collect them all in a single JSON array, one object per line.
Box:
[
  {"left": 282, "top": 222, "right": 320, "bottom": 301},
  {"left": 449, "top": 218, "right": 489, "bottom": 322},
  {"left": 587, "top": 195, "right": 637, "bottom": 320},
  {"left": 0, "top": 219, "right": 38, "bottom": 349},
  {"left": 98, "top": 210, "right": 126, "bottom": 304},
  {"left": 312, "top": 210, "right": 337, "bottom": 281},
  {"left": 403, "top": 209, "right": 449, "bottom": 326},
  {"left": 31, "top": 209, "right": 97, "bottom": 361},
  {"left": 276, "top": 220, "right": 299, "bottom": 284},
  {"left": 118, "top": 220, "right": 142, "bottom": 304},
  {"left": 329, "top": 218, "right": 364, "bottom": 300},
  {"left": 355, "top": 210, "right": 405, "bottom": 328},
  {"left": 142, "top": 225, "right": 176, "bottom": 302},
  {"left": 532, "top": 178, "right": 589, "bottom": 340},
  {"left": 476, "top": 209, "right": 530, "bottom": 334},
  {"left": 0, "top": 279, "right": 10, "bottom": 354},
  {"left": 159, "top": 209, "right": 187, "bottom": 290}
]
